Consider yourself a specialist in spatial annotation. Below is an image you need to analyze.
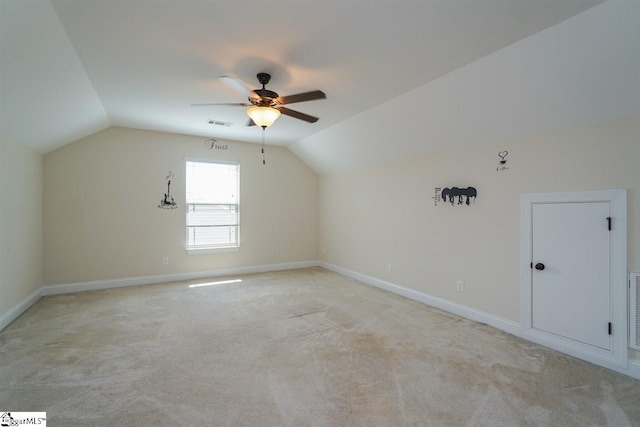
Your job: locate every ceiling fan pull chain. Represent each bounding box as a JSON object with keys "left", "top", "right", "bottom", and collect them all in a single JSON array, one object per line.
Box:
[{"left": 262, "top": 127, "right": 266, "bottom": 165}]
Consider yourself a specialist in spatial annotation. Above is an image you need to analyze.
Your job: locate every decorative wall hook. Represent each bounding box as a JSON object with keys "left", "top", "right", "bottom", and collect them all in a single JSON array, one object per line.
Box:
[
  {"left": 442, "top": 187, "right": 477, "bottom": 206},
  {"left": 434, "top": 186, "right": 477, "bottom": 206}
]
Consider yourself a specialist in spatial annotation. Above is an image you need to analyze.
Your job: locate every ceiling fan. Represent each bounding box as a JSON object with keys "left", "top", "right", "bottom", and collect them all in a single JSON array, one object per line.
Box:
[{"left": 192, "top": 73, "right": 326, "bottom": 127}]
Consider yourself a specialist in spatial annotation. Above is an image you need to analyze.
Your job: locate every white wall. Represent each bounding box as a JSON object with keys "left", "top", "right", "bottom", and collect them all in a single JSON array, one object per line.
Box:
[
  {"left": 0, "top": 138, "right": 43, "bottom": 316},
  {"left": 43, "top": 127, "right": 318, "bottom": 285},
  {"left": 319, "top": 115, "right": 640, "bottom": 323}
]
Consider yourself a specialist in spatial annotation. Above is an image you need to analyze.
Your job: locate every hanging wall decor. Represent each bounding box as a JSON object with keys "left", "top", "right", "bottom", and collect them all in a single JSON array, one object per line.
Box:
[
  {"left": 158, "top": 171, "right": 177, "bottom": 209},
  {"left": 433, "top": 186, "right": 477, "bottom": 206},
  {"left": 497, "top": 150, "right": 509, "bottom": 172},
  {"left": 205, "top": 138, "right": 228, "bottom": 151}
]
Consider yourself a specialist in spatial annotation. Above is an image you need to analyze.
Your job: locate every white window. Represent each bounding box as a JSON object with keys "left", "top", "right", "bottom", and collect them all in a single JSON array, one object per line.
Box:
[{"left": 185, "top": 159, "right": 240, "bottom": 251}]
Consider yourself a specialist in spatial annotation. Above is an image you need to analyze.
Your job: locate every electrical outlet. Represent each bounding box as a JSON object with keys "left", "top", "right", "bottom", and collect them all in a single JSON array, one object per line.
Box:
[
  {"left": 387, "top": 264, "right": 392, "bottom": 272},
  {"left": 162, "top": 257, "right": 169, "bottom": 265},
  {"left": 456, "top": 280, "right": 464, "bottom": 292}
]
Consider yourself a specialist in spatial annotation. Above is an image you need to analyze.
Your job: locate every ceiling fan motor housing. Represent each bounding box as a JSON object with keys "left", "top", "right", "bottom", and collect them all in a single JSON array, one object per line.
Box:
[{"left": 250, "top": 89, "right": 280, "bottom": 106}]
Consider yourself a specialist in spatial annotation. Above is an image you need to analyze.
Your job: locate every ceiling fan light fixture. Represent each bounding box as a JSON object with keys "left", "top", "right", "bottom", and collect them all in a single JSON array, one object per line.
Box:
[{"left": 247, "top": 106, "right": 281, "bottom": 128}]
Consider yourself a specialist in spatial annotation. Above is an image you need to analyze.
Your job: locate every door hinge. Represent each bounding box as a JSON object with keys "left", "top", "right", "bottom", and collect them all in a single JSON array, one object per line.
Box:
[
  {"left": 607, "top": 217, "right": 612, "bottom": 231},
  {"left": 608, "top": 322, "right": 612, "bottom": 335}
]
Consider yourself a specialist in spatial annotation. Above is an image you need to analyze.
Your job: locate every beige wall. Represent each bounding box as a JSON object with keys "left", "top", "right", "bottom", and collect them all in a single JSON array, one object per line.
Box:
[
  {"left": 0, "top": 138, "right": 43, "bottom": 315},
  {"left": 319, "top": 115, "right": 640, "bottom": 323},
  {"left": 43, "top": 127, "right": 318, "bottom": 285}
]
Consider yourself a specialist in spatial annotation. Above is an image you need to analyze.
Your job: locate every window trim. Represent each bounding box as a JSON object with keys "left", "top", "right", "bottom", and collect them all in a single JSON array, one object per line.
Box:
[
  {"left": 186, "top": 246, "right": 239, "bottom": 255},
  {"left": 184, "top": 158, "right": 240, "bottom": 252}
]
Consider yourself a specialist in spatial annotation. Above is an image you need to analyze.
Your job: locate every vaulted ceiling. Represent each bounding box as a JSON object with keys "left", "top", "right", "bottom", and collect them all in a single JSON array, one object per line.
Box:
[{"left": 2, "top": 0, "right": 638, "bottom": 174}]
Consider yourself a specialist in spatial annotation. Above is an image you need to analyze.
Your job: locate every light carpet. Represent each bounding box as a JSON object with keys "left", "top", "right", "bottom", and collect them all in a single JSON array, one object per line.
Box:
[{"left": 1, "top": 267, "right": 639, "bottom": 426}]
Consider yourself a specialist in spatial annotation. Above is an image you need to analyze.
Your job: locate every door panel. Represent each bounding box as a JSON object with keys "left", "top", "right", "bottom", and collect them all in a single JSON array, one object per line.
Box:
[{"left": 531, "top": 202, "right": 611, "bottom": 350}]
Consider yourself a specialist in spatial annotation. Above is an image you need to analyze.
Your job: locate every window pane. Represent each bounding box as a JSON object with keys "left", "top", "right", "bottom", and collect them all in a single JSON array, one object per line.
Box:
[
  {"left": 186, "top": 161, "right": 239, "bottom": 204},
  {"left": 186, "top": 204, "right": 238, "bottom": 227},
  {"left": 187, "top": 226, "right": 238, "bottom": 248},
  {"left": 185, "top": 160, "right": 240, "bottom": 249}
]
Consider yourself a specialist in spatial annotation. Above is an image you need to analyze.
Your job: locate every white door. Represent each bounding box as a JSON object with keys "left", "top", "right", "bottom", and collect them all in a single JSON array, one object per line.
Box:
[{"left": 531, "top": 202, "right": 611, "bottom": 350}]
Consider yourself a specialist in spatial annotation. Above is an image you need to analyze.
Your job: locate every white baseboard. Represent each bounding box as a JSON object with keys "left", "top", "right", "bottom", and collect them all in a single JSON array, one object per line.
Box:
[
  {"left": 1, "top": 261, "right": 320, "bottom": 332},
  {"left": 320, "top": 261, "right": 640, "bottom": 380},
  {"left": 0, "top": 288, "right": 42, "bottom": 331},
  {"left": 42, "top": 260, "right": 320, "bottom": 296},
  {"left": 319, "top": 262, "right": 521, "bottom": 336}
]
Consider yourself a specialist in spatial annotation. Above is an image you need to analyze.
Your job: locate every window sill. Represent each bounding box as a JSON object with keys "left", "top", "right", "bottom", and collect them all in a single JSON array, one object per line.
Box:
[{"left": 186, "top": 246, "right": 239, "bottom": 255}]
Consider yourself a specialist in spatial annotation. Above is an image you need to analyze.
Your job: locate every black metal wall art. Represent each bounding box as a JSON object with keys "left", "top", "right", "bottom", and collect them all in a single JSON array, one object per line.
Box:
[
  {"left": 434, "top": 186, "right": 477, "bottom": 206},
  {"left": 158, "top": 171, "right": 177, "bottom": 209},
  {"left": 442, "top": 187, "right": 477, "bottom": 206}
]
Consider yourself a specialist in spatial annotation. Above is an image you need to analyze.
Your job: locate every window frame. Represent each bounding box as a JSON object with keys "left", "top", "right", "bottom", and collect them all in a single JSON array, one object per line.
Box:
[{"left": 184, "top": 158, "right": 240, "bottom": 253}]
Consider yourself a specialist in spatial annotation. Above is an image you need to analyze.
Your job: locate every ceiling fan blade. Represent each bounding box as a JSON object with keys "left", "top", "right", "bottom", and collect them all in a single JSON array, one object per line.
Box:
[
  {"left": 278, "top": 107, "right": 319, "bottom": 123},
  {"left": 191, "top": 102, "right": 250, "bottom": 107},
  {"left": 220, "top": 76, "right": 253, "bottom": 96},
  {"left": 277, "top": 90, "right": 326, "bottom": 105}
]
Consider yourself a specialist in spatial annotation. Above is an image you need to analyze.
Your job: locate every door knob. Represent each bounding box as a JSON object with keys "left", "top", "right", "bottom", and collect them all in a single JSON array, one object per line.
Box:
[{"left": 535, "top": 263, "right": 545, "bottom": 271}]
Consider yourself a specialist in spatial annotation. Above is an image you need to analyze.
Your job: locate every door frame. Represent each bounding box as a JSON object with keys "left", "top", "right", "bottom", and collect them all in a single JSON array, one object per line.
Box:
[{"left": 520, "top": 189, "right": 628, "bottom": 370}]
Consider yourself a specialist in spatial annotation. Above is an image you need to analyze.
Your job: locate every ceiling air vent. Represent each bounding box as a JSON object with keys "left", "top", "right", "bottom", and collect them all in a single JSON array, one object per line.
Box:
[{"left": 208, "top": 119, "right": 233, "bottom": 127}]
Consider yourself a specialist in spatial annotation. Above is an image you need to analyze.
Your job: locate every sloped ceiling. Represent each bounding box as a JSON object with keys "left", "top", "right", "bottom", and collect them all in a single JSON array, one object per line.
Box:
[
  {"left": 0, "top": 0, "right": 110, "bottom": 152},
  {"left": 291, "top": 0, "right": 640, "bottom": 174},
  {"left": 1, "top": 0, "right": 609, "bottom": 169}
]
